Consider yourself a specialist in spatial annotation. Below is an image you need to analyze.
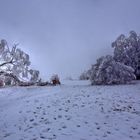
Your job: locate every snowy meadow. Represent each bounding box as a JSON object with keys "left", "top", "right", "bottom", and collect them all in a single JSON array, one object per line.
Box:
[
  {"left": 0, "top": 80, "right": 140, "bottom": 140},
  {"left": 0, "top": 1, "right": 140, "bottom": 140}
]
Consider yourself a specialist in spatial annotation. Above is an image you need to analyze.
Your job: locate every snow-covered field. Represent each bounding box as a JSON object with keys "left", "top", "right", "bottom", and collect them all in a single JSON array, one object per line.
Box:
[{"left": 0, "top": 80, "right": 140, "bottom": 140}]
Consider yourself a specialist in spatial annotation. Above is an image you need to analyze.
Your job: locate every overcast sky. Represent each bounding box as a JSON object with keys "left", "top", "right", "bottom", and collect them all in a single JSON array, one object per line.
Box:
[{"left": 0, "top": 0, "right": 140, "bottom": 80}]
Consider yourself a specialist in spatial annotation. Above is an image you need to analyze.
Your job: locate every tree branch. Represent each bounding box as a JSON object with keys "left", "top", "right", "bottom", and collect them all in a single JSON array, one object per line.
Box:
[{"left": 0, "top": 58, "right": 14, "bottom": 67}]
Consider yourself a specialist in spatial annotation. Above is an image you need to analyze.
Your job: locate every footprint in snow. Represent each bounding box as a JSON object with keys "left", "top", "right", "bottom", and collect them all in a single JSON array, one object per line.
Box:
[
  {"left": 58, "top": 108, "right": 62, "bottom": 111},
  {"left": 96, "top": 127, "right": 100, "bottom": 130},
  {"left": 3, "top": 133, "right": 11, "bottom": 138},
  {"left": 30, "top": 119, "right": 34, "bottom": 122},
  {"left": 31, "top": 138, "right": 37, "bottom": 140},
  {"left": 77, "top": 124, "right": 81, "bottom": 127},
  {"left": 32, "top": 122, "right": 38, "bottom": 126},
  {"left": 81, "top": 104, "right": 85, "bottom": 107},
  {"left": 42, "top": 128, "right": 51, "bottom": 132},
  {"left": 40, "top": 135, "right": 46, "bottom": 139},
  {"left": 107, "top": 131, "right": 112, "bottom": 135},
  {"left": 36, "top": 106, "right": 42, "bottom": 109},
  {"left": 65, "top": 109, "right": 69, "bottom": 112},
  {"left": 47, "top": 105, "right": 50, "bottom": 108},
  {"left": 65, "top": 115, "right": 72, "bottom": 120},
  {"left": 84, "top": 121, "right": 88, "bottom": 124},
  {"left": 58, "top": 115, "right": 62, "bottom": 119},
  {"left": 62, "top": 125, "right": 67, "bottom": 129}
]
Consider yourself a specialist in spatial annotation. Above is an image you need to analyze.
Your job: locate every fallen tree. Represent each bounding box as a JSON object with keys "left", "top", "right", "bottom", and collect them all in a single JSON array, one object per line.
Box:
[
  {"left": 0, "top": 39, "right": 40, "bottom": 86},
  {"left": 89, "top": 55, "right": 136, "bottom": 85}
]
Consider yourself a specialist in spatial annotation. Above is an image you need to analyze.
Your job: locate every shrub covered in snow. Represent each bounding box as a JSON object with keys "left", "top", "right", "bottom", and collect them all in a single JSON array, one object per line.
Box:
[
  {"left": 90, "top": 55, "right": 136, "bottom": 85},
  {"left": 50, "top": 74, "right": 61, "bottom": 85},
  {"left": 112, "top": 31, "right": 140, "bottom": 79}
]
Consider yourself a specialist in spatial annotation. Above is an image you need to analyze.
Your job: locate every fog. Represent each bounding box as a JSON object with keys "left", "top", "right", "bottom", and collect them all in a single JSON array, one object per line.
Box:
[{"left": 0, "top": 0, "right": 140, "bottom": 79}]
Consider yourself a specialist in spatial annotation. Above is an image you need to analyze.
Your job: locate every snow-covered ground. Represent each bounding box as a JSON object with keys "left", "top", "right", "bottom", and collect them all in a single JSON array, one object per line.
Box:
[{"left": 0, "top": 80, "right": 140, "bottom": 140}]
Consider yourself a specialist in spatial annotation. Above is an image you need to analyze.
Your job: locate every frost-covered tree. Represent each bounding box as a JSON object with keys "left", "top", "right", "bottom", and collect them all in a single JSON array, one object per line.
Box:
[
  {"left": 0, "top": 39, "right": 40, "bottom": 85},
  {"left": 90, "top": 55, "right": 136, "bottom": 85},
  {"left": 112, "top": 31, "right": 140, "bottom": 79}
]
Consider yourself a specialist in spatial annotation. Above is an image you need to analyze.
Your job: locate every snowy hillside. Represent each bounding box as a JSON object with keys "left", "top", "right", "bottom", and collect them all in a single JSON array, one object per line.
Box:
[{"left": 0, "top": 80, "right": 140, "bottom": 140}]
